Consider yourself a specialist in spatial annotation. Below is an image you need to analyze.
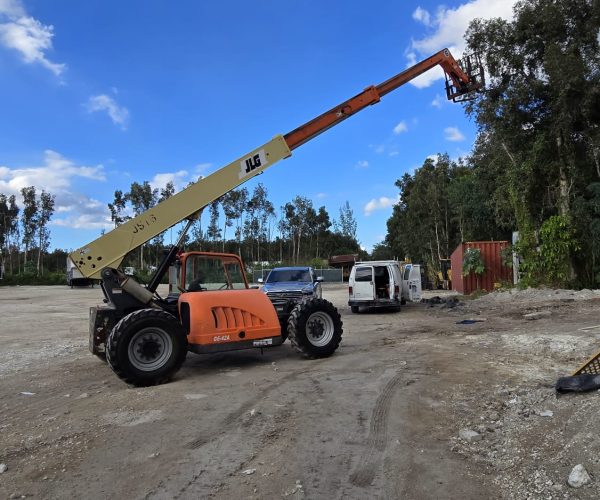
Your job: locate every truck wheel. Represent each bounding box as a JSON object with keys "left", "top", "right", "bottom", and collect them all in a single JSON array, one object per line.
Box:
[
  {"left": 350, "top": 306, "right": 359, "bottom": 314},
  {"left": 288, "top": 298, "right": 343, "bottom": 358},
  {"left": 106, "top": 309, "right": 188, "bottom": 387}
]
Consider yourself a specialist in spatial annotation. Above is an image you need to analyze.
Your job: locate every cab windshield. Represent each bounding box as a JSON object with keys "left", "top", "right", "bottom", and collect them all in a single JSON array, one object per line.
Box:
[
  {"left": 266, "top": 269, "right": 311, "bottom": 283},
  {"left": 184, "top": 255, "right": 248, "bottom": 291}
]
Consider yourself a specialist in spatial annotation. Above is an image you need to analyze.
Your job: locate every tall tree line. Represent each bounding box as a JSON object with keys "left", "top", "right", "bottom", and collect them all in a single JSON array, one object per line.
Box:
[
  {"left": 383, "top": 0, "right": 600, "bottom": 288},
  {"left": 0, "top": 187, "right": 56, "bottom": 276},
  {"left": 110, "top": 181, "right": 362, "bottom": 269}
]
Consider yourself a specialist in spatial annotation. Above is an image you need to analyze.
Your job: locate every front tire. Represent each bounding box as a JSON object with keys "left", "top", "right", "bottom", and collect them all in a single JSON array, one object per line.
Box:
[
  {"left": 288, "top": 298, "right": 343, "bottom": 359},
  {"left": 106, "top": 309, "right": 188, "bottom": 387}
]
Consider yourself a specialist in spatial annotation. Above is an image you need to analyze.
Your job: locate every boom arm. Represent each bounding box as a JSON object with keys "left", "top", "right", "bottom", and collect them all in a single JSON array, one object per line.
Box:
[{"left": 70, "top": 48, "right": 483, "bottom": 279}]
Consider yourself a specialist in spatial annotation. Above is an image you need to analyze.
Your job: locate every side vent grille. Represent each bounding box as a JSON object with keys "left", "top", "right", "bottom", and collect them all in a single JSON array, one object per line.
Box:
[{"left": 211, "top": 307, "right": 265, "bottom": 330}]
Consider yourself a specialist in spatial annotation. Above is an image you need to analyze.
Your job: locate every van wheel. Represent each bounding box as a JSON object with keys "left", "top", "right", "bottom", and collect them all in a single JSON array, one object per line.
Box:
[
  {"left": 350, "top": 306, "right": 359, "bottom": 313},
  {"left": 106, "top": 309, "right": 187, "bottom": 387},
  {"left": 288, "top": 298, "right": 343, "bottom": 358}
]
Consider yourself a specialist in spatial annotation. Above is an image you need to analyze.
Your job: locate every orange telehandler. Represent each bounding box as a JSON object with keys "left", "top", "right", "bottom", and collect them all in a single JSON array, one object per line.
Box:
[{"left": 70, "top": 49, "right": 484, "bottom": 386}]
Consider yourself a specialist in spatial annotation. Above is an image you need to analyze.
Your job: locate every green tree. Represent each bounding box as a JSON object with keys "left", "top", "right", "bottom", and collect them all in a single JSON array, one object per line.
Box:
[
  {"left": 36, "top": 190, "right": 55, "bottom": 274},
  {"left": 385, "top": 155, "right": 463, "bottom": 275},
  {"left": 220, "top": 190, "right": 238, "bottom": 252},
  {"left": 128, "top": 181, "right": 157, "bottom": 269},
  {"left": 314, "top": 206, "right": 331, "bottom": 259},
  {"left": 20, "top": 186, "right": 38, "bottom": 267},
  {"left": 336, "top": 201, "right": 357, "bottom": 240},
  {"left": 465, "top": 0, "right": 600, "bottom": 285},
  {"left": 371, "top": 241, "right": 395, "bottom": 260},
  {"left": 207, "top": 200, "right": 221, "bottom": 248},
  {"left": 151, "top": 181, "right": 176, "bottom": 263},
  {"left": 462, "top": 248, "right": 485, "bottom": 290},
  {"left": 108, "top": 190, "right": 130, "bottom": 227}
]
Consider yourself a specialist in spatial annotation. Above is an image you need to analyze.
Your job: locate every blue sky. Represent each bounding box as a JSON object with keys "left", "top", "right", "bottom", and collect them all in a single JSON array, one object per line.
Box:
[{"left": 0, "top": 0, "right": 516, "bottom": 253}]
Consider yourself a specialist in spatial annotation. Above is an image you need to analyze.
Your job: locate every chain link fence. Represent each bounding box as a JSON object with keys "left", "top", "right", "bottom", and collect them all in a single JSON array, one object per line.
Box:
[{"left": 250, "top": 268, "right": 343, "bottom": 283}]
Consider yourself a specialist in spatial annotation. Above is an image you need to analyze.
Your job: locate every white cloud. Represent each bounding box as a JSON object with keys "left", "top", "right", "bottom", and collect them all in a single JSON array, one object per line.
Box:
[
  {"left": 408, "top": 0, "right": 517, "bottom": 88},
  {"left": 50, "top": 197, "right": 111, "bottom": 230},
  {"left": 393, "top": 121, "right": 408, "bottom": 134},
  {"left": 87, "top": 94, "right": 130, "bottom": 129},
  {"left": 0, "top": 0, "right": 65, "bottom": 76},
  {"left": 356, "top": 160, "right": 369, "bottom": 169},
  {"left": 195, "top": 163, "right": 212, "bottom": 175},
  {"left": 444, "top": 126, "right": 465, "bottom": 141},
  {"left": 316, "top": 192, "right": 327, "bottom": 199},
  {"left": 364, "top": 195, "right": 400, "bottom": 216},
  {"left": 412, "top": 7, "right": 432, "bottom": 26},
  {"left": 0, "top": 0, "right": 24, "bottom": 17},
  {"left": 150, "top": 170, "right": 189, "bottom": 192},
  {"left": 431, "top": 94, "right": 444, "bottom": 108},
  {"left": 0, "top": 150, "right": 110, "bottom": 229}
]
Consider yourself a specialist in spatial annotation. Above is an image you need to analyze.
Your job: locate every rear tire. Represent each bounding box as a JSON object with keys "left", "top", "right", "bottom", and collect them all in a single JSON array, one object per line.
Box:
[
  {"left": 106, "top": 309, "right": 188, "bottom": 387},
  {"left": 288, "top": 298, "right": 343, "bottom": 359},
  {"left": 350, "top": 305, "right": 359, "bottom": 313}
]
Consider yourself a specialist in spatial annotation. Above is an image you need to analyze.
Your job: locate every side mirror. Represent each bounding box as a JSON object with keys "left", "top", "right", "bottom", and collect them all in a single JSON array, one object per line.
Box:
[
  {"left": 257, "top": 278, "right": 264, "bottom": 284},
  {"left": 316, "top": 276, "right": 324, "bottom": 282},
  {"left": 250, "top": 285, "right": 260, "bottom": 289}
]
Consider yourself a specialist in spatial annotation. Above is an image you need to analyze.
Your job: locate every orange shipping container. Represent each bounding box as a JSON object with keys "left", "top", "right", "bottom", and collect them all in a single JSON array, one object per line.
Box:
[{"left": 450, "top": 241, "right": 512, "bottom": 295}]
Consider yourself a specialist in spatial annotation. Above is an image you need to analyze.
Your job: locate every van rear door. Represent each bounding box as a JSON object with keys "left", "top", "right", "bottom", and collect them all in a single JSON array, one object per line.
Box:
[
  {"left": 403, "top": 264, "right": 422, "bottom": 302},
  {"left": 353, "top": 266, "right": 374, "bottom": 300}
]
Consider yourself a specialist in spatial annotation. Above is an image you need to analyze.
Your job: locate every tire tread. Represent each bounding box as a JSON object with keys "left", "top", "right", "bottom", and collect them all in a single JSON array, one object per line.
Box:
[
  {"left": 287, "top": 298, "right": 343, "bottom": 359},
  {"left": 106, "top": 308, "right": 187, "bottom": 386}
]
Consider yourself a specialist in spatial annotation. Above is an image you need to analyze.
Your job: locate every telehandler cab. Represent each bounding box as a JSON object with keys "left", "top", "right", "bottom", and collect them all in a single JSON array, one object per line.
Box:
[{"left": 71, "top": 48, "right": 484, "bottom": 386}]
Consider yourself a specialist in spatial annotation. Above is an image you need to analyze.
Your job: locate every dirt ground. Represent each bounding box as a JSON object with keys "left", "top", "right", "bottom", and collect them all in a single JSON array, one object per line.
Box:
[{"left": 1, "top": 283, "right": 600, "bottom": 499}]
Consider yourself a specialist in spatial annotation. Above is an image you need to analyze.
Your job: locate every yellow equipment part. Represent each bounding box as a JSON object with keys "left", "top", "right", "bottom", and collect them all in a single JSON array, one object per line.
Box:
[{"left": 70, "top": 135, "right": 291, "bottom": 279}]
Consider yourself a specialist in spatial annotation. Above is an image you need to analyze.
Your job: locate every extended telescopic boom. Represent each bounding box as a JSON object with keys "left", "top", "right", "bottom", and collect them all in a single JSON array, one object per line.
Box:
[{"left": 70, "top": 48, "right": 483, "bottom": 279}]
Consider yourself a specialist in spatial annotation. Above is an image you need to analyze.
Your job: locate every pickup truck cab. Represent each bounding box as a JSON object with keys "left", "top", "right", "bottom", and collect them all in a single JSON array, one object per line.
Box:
[{"left": 259, "top": 266, "right": 323, "bottom": 321}]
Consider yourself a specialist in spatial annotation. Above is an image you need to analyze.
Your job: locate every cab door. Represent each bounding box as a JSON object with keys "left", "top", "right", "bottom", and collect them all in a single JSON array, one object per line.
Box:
[{"left": 353, "top": 266, "right": 375, "bottom": 300}]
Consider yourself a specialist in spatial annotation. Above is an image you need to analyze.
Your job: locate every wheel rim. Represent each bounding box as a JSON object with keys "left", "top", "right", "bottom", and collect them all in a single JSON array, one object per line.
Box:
[
  {"left": 128, "top": 327, "right": 173, "bottom": 371},
  {"left": 305, "top": 311, "right": 335, "bottom": 347}
]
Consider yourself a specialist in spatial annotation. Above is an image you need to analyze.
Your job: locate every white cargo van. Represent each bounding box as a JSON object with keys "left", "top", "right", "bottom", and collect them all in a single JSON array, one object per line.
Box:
[{"left": 348, "top": 260, "right": 422, "bottom": 313}]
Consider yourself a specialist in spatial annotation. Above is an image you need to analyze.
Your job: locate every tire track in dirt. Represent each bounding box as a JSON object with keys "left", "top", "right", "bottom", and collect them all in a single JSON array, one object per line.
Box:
[
  {"left": 348, "top": 372, "right": 404, "bottom": 488},
  {"left": 185, "top": 348, "right": 370, "bottom": 450},
  {"left": 185, "top": 365, "right": 311, "bottom": 449}
]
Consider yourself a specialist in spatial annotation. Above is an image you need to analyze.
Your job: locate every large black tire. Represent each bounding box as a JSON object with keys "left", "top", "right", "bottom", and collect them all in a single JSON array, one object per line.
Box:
[
  {"left": 287, "top": 298, "right": 343, "bottom": 359},
  {"left": 350, "top": 305, "right": 359, "bottom": 314},
  {"left": 106, "top": 309, "right": 188, "bottom": 387}
]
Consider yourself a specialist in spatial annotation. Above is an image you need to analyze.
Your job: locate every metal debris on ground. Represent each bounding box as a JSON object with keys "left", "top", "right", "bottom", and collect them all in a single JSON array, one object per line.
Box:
[
  {"left": 555, "top": 374, "right": 600, "bottom": 393},
  {"left": 422, "top": 296, "right": 462, "bottom": 308},
  {"left": 456, "top": 319, "right": 486, "bottom": 324}
]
